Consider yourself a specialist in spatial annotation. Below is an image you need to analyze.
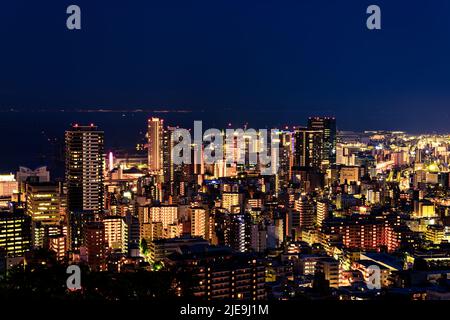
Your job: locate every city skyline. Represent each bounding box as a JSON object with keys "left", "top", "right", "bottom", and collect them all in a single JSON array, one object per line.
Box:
[
  {"left": 2, "top": 113, "right": 450, "bottom": 175},
  {"left": 2, "top": 113, "right": 450, "bottom": 303},
  {"left": 2, "top": 0, "right": 450, "bottom": 309}
]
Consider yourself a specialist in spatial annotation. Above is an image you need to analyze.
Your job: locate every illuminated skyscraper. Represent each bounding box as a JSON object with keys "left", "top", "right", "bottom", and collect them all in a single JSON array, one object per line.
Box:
[
  {"left": 162, "top": 126, "right": 175, "bottom": 183},
  {"left": 163, "top": 126, "right": 184, "bottom": 190},
  {"left": 307, "top": 117, "right": 337, "bottom": 165},
  {"left": 277, "top": 131, "right": 294, "bottom": 185},
  {"left": 65, "top": 124, "right": 104, "bottom": 250},
  {"left": 25, "top": 182, "right": 61, "bottom": 226},
  {"left": 148, "top": 117, "right": 164, "bottom": 173},
  {"left": 225, "top": 213, "right": 250, "bottom": 253},
  {"left": 294, "top": 129, "right": 323, "bottom": 168},
  {"left": 25, "top": 182, "right": 62, "bottom": 248},
  {"left": 0, "top": 209, "right": 31, "bottom": 257}
]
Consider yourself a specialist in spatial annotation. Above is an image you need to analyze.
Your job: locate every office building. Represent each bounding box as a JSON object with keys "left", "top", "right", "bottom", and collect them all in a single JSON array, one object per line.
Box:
[
  {"left": 25, "top": 182, "right": 61, "bottom": 225},
  {"left": 294, "top": 129, "right": 323, "bottom": 168},
  {"left": 0, "top": 210, "right": 31, "bottom": 257},
  {"left": 308, "top": 116, "right": 337, "bottom": 165}
]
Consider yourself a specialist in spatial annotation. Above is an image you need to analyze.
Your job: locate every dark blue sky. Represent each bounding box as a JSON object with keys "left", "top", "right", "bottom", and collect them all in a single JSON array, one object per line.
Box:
[{"left": 1, "top": 0, "right": 450, "bottom": 131}]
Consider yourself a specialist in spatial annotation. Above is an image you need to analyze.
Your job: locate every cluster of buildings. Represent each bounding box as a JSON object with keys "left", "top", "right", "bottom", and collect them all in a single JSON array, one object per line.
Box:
[{"left": 2, "top": 116, "right": 450, "bottom": 300}]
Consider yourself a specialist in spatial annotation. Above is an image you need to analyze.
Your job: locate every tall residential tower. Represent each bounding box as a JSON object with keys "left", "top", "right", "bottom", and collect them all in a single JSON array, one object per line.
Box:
[
  {"left": 148, "top": 117, "right": 164, "bottom": 173},
  {"left": 65, "top": 124, "right": 104, "bottom": 250}
]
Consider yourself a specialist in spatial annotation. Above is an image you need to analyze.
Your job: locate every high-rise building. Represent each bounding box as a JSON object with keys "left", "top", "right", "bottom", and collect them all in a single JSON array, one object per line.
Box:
[
  {"left": 294, "top": 129, "right": 323, "bottom": 168},
  {"left": 163, "top": 126, "right": 182, "bottom": 184},
  {"left": 225, "top": 213, "right": 251, "bottom": 252},
  {"left": 168, "top": 247, "right": 266, "bottom": 300},
  {"left": 250, "top": 224, "right": 267, "bottom": 252},
  {"left": 316, "top": 199, "right": 329, "bottom": 228},
  {"left": 65, "top": 124, "right": 104, "bottom": 250},
  {"left": 148, "top": 117, "right": 164, "bottom": 173},
  {"left": 321, "top": 216, "right": 403, "bottom": 252},
  {"left": 84, "top": 221, "right": 106, "bottom": 271},
  {"left": 141, "top": 221, "right": 164, "bottom": 242},
  {"left": 104, "top": 216, "right": 128, "bottom": 253},
  {"left": 294, "top": 196, "right": 315, "bottom": 230},
  {"left": 49, "top": 234, "right": 66, "bottom": 262},
  {"left": 188, "top": 207, "right": 208, "bottom": 239},
  {"left": 221, "top": 192, "right": 243, "bottom": 213},
  {"left": 307, "top": 116, "right": 337, "bottom": 165},
  {"left": 146, "top": 205, "right": 181, "bottom": 238},
  {"left": 315, "top": 257, "right": 340, "bottom": 288},
  {"left": 25, "top": 182, "right": 61, "bottom": 225},
  {"left": 0, "top": 174, "right": 18, "bottom": 198},
  {"left": 0, "top": 209, "right": 32, "bottom": 257},
  {"left": 25, "top": 182, "right": 62, "bottom": 248},
  {"left": 277, "top": 131, "right": 294, "bottom": 185}
]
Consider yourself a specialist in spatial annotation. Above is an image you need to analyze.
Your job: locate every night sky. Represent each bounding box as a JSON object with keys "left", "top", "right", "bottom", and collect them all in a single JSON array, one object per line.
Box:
[{"left": 1, "top": 0, "right": 450, "bottom": 130}]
